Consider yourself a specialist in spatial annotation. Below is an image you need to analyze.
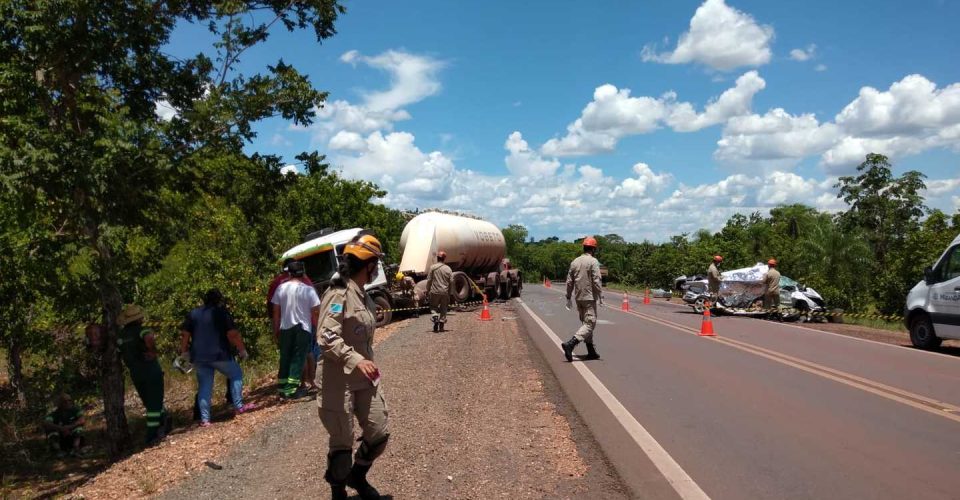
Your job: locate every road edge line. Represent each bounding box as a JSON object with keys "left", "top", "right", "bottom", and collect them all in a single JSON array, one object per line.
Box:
[{"left": 516, "top": 298, "right": 711, "bottom": 500}]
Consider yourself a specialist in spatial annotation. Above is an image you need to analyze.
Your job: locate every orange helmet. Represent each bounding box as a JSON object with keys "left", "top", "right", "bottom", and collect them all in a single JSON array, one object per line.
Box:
[
  {"left": 437, "top": 250, "right": 447, "bottom": 261},
  {"left": 344, "top": 234, "right": 384, "bottom": 261},
  {"left": 713, "top": 255, "right": 723, "bottom": 263},
  {"left": 767, "top": 259, "right": 777, "bottom": 266},
  {"left": 582, "top": 236, "right": 598, "bottom": 248}
]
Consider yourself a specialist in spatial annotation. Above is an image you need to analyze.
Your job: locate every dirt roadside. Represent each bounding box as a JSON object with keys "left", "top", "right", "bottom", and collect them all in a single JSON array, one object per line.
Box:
[{"left": 83, "top": 301, "right": 628, "bottom": 499}]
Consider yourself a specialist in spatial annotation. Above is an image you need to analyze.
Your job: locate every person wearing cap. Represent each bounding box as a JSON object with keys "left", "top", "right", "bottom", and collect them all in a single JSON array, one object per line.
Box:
[
  {"left": 266, "top": 257, "right": 313, "bottom": 318},
  {"left": 562, "top": 236, "right": 604, "bottom": 362},
  {"left": 271, "top": 260, "right": 321, "bottom": 399},
  {"left": 425, "top": 250, "right": 453, "bottom": 332},
  {"left": 268, "top": 258, "right": 319, "bottom": 394},
  {"left": 707, "top": 255, "right": 723, "bottom": 304},
  {"left": 116, "top": 304, "right": 171, "bottom": 445},
  {"left": 180, "top": 289, "right": 256, "bottom": 427},
  {"left": 316, "top": 232, "right": 389, "bottom": 500},
  {"left": 763, "top": 259, "right": 781, "bottom": 312}
]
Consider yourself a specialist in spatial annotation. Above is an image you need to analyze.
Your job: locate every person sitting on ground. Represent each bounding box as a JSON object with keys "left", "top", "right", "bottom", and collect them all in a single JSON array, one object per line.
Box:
[
  {"left": 180, "top": 289, "right": 255, "bottom": 427},
  {"left": 43, "top": 393, "right": 85, "bottom": 457}
]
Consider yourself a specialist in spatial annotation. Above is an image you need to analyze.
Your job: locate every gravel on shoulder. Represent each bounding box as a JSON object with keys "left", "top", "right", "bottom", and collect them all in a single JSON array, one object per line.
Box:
[{"left": 159, "top": 300, "right": 629, "bottom": 499}]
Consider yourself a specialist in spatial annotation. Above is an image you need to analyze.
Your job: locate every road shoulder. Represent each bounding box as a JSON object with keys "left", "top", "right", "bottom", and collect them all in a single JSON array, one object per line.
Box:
[{"left": 156, "top": 301, "right": 629, "bottom": 499}]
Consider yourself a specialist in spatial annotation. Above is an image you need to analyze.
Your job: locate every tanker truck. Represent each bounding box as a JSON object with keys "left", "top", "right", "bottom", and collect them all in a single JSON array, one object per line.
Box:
[
  {"left": 278, "top": 212, "right": 521, "bottom": 327},
  {"left": 398, "top": 212, "right": 522, "bottom": 304}
]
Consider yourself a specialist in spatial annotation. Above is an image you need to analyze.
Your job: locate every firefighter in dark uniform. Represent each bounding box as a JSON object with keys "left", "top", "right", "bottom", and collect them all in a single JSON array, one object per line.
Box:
[{"left": 116, "top": 304, "right": 170, "bottom": 445}]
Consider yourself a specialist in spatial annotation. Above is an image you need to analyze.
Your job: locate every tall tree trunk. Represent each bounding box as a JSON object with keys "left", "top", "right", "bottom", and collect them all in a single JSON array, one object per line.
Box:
[
  {"left": 6, "top": 336, "right": 27, "bottom": 409},
  {"left": 95, "top": 234, "right": 131, "bottom": 459}
]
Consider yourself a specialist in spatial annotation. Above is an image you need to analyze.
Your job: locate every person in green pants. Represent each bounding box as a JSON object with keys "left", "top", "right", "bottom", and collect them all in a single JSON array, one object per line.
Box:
[
  {"left": 116, "top": 304, "right": 171, "bottom": 445},
  {"left": 271, "top": 260, "right": 320, "bottom": 399}
]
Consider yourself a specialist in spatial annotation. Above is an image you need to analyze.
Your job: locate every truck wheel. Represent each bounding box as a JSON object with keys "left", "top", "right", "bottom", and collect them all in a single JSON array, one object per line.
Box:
[
  {"left": 452, "top": 272, "right": 470, "bottom": 302},
  {"left": 499, "top": 281, "right": 510, "bottom": 300},
  {"left": 511, "top": 281, "right": 520, "bottom": 298},
  {"left": 909, "top": 314, "right": 941, "bottom": 350},
  {"left": 373, "top": 295, "right": 392, "bottom": 328}
]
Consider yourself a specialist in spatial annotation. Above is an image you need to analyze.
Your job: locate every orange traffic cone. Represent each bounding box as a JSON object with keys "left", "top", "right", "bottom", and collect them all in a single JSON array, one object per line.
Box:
[
  {"left": 480, "top": 296, "right": 492, "bottom": 321},
  {"left": 699, "top": 307, "right": 716, "bottom": 337},
  {"left": 544, "top": 277, "right": 552, "bottom": 288},
  {"left": 643, "top": 288, "right": 651, "bottom": 305},
  {"left": 621, "top": 292, "right": 630, "bottom": 311}
]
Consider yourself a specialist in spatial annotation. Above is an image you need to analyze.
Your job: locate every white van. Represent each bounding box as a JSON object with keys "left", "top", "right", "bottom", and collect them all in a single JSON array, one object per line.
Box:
[{"left": 905, "top": 232, "right": 960, "bottom": 349}]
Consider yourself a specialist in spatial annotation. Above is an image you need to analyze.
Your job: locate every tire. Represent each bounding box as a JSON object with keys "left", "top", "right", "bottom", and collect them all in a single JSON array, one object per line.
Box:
[
  {"left": 909, "top": 314, "right": 941, "bottom": 350},
  {"left": 373, "top": 295, "right": 392, "bottom": 328},
  {"left": 499, "top": 281, "right": 510, "bottom": 300},
  {"left": 511, "top": 281, "right": 520, "bottom": 298},
  {"left": 452, "top": 272, "right": 470, "bottom": 302},
  {"left": 693, "top": 298, "right": 705, "bottom": 314}
]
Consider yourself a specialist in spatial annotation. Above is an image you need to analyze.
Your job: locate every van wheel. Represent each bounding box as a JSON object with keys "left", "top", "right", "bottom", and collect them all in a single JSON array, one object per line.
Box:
[
  {"left": 909, "top": 314, "right": 941, "bottom": 350},
  {"left": 373, "top": 295, "right": 392, "bottom": 328}
]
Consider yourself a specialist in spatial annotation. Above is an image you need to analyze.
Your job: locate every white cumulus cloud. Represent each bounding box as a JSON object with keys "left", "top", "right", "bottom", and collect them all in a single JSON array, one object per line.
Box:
[
  {"left": 340, "top": 50, "right": 445, "bottom": 112},
  {"left": 305, "top": 50, "right": 443, "bottom": 146},
  {"left": 789, "top": 44, "right": 817, "bottom": 62},
  {"left": 505, "top": 132, "right": 562, "bottom": 177},
  {"left": 717, "top": 74, "right": 960, "bottom": 173},
  {"left": 543, "top": 71, "right": 766, "bottom": 156},
  {"left": 642, "top": 0, "right": 774, "bottom": 71}
]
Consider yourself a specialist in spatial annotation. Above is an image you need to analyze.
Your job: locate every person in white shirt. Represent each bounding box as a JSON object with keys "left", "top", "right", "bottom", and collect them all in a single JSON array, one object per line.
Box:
[{"left": 271, "top": 260, "right": 320, "bottom": 399}]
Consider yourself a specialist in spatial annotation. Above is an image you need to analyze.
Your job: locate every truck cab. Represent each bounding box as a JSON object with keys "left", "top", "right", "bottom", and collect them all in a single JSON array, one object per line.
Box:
[
  {"left": 280, "top": 228, "right": 394, "bottom": 326},
  {"left": 905, "top": 232, "right": 960, "bottom": 349}
]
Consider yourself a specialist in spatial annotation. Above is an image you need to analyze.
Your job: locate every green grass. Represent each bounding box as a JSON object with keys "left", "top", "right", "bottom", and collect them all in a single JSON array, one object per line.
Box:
[{"left": 839, "top": 315, "right": 907, "bottom": 333}]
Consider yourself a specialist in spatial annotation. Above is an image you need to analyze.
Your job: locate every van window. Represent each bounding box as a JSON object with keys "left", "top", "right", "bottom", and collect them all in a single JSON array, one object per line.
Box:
[{"left": 943, "top": 246, "right": 960, "bottom": 281}]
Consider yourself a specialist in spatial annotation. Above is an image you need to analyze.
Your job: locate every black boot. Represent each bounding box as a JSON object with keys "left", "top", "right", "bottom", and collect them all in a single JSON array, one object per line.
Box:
[
  {"left": 584, "top": 342, "right": 600, "bottom": 360},
  {"left": 347, "top": 463, "right": 381, "bottom": 499},
  {"left": 562, "top": 338, "right": 579, "bottom": 362},
  {"left": 439, "top": 321, "right": 445, "bottom": 332},
  {"left": 325, "top": 450, "right": 351, "bottom": 500},
  {"left": 330, "top": 484, "right": 348, "bottom": 500}
]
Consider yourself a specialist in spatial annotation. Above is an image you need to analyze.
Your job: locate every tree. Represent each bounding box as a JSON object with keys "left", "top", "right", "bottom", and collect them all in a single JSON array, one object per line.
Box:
[
  {"left": 836, "top": 153, "right": 927, "bottom": 265},
  {"left": 0, "top": 0, "right": 345, "bottom": 458}
]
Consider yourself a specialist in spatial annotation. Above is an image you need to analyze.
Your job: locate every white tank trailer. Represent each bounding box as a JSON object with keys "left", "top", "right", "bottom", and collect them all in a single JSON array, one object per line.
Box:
[{"left": 399, "top": 212, "right": 522, "bottom": 304}]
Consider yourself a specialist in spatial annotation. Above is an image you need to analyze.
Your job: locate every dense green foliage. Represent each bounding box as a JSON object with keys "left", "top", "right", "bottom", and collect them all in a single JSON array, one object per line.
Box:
[
  {"left": 0, "top": 0, "right": 403, "bottom": 457},
  {"left": 506, "top": 155, "right": 959, "bottom": 315}
]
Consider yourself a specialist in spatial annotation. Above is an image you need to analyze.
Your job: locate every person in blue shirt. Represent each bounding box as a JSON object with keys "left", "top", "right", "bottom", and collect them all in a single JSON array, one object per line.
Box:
[{"left": 179, "top": 289, "right": 255, "bottom": 426}]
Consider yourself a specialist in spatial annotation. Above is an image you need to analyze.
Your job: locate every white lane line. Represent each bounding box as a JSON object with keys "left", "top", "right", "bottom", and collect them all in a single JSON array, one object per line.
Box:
[{"left": 517, "top": 298, "right": 710, "bottom": 500}]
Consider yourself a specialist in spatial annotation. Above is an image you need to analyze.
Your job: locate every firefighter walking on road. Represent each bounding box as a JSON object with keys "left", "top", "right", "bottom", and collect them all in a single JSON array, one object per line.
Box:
[
  {"left": 708, "top": 255, "right": 723, "bottom": 305},
  {"left": 763, "top": 259, "right": 781, "bottom": 313},
  {"left": 116, "top": 305, "right": 171, "bottom": 445},
  {"left": 562, "top": 236, "right": 603, "bottom": 362},
  {"left": 426, "top": 250, "right": 453, "bottom": 332},
  {"left": 316, "top": 232, "right": 390, "bottom": 500}
]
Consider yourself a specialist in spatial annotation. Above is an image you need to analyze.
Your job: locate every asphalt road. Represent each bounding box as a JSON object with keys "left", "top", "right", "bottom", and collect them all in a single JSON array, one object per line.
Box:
[{"left": 516, "top": 285, "right": 960, "bottom": 500}]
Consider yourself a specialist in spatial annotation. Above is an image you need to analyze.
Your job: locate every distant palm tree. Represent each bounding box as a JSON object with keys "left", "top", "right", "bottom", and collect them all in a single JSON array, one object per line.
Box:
[{"left": 799, "top": 217, "right": 872, "bottom": 309}]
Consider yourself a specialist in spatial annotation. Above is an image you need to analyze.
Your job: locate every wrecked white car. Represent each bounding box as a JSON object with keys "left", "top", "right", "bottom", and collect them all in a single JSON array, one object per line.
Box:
[{"left": 677, "top": 263, "right": 828, "bottom": 321}]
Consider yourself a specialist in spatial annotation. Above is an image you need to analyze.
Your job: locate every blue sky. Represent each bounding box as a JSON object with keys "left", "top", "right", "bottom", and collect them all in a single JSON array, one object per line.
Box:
[{"left": 166, "top": 0, "right": 960, "bottom": 241}]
